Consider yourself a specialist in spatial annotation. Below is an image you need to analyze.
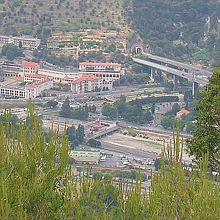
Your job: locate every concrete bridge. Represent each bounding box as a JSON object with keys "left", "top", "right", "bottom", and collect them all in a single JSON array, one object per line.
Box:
[
  {"left": 86, "top": 125, "right": 120, "bottom": 140},
  {"left": 133, "top": 54, "right": 213, "bottom": 97}
]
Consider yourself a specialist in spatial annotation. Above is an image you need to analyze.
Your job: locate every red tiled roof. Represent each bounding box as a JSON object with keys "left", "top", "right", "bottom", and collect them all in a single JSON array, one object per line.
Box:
[
  {"left": 26, "top": 79, "right": 49, "bottom": 89},
  {"left": 72, "top": 75, "right": 101, "bottom": 84},
  {"left": 22, "top": 61, "right": 39, "bottom": 69},
  {"left": 13, "top": 76, "right": 24, "bottom": 81},
  {"left": 80, "top": 62, "right": 122, "bottom": 67},
  {"left": 25, "top": 73, "right": 48, "bottom": 79},
  {"left": 178, "top": 109, "right": 191, "bottom": 115}
]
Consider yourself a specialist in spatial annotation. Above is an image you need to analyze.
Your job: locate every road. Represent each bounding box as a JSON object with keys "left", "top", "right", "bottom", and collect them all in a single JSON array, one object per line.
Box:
[
  {"left": 145, "top": 53, "right": 213, "bottom": 77},
  {"left": 101, "top": 141, "right": 159, "bottom": 160},
  {"left": 133, "top": 58, "right": 209, "bottom": 86}
]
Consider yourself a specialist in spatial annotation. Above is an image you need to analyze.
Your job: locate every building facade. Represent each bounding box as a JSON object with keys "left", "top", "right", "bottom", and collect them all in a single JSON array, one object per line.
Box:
[
  {"left": 71, "top": 75, "right": 103, "bottom": 94},
  {"left": 0, "top": 35, "right": 40, "bottom": 49},
  {"left": 0, "top": 75, "right": 53, "bottom": 99},
  {"left": 79, "top": 62, "right": 123, "bottom": 89}
]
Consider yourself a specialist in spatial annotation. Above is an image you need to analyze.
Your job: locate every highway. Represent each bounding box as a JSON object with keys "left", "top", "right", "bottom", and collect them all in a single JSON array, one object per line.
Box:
[
  {"left": 101, "top": 141, "right": 159, "bottom": 160},
  {"left": 145, "top": 53, "right": 213, "bottom": 77},
  {"left": 133, "top": 57, "right": 209, "bottom": 86}
]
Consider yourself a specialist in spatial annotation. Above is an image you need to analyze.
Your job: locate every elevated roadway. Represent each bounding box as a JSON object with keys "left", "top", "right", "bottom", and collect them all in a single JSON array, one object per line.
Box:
[
  {"left": 145, "top": 54, "right": 212, "bottom": 77},
  {"left": 133, "top": 57, "right": 209, "bottom": 86}
]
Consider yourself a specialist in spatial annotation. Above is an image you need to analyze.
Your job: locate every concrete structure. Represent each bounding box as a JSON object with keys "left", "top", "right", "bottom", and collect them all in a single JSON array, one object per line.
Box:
[
  {"left": 39, "top": 68, "right": 78, "bottom": 84},
  {"left": 0, "top": 35, "right": 40, "bottom": 49},
  {"left": 0, "top": 75, "right": 53, "bottom": 99},
  {"left": 22, "top": 61, "right": 39, "bottom": 75},
  {"left": 71, "top": 75, "right": 102, "bottom": 94},
  {"left": 79, "top": 62, "right": 123, "bottom": 89},
  {"left": 0, "top": 61, "right": 21, "bottom": 78},
  {"left": 70, "top": 150, "right": 101, "bottom": 165},
  {"left": 154, "top": 102, "right": 184, "bottom": 124},
  {"left": 133, "top": 56, "right": 212, "bottom": 97}
]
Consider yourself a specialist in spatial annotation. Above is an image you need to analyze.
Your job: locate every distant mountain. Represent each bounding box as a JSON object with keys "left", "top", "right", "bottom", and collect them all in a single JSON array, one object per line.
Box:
[{"left": 126, "top": 0, "right": 220, "bottom": 65}]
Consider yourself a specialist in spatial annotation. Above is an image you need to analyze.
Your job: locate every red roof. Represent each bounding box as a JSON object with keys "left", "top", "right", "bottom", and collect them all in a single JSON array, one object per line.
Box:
[
  {"left": 22, "top": 61, "right": 39, "bottom": 69},
  {"left": 72, "top": 75, "right": 101, "bottom": 84},
  {"left": 25, "top": 73, "right": 48, "bottom": 79},
  {"left": 80, "top": 62, "right": 122, "bottom": 67},
  {"left": 13, "top": 76, "right": 24, "bottom": 81},
  {"left": 178, "top": 109, "right": 190, "bottom": 115},
  {"left": 26, "top": 79, "right": 50, "bottom": 89}
]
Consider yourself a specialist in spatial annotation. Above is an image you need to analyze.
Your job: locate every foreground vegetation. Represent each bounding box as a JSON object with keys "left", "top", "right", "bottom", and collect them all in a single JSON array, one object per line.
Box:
[{"left": 0, "top": 102, "right": 220, "bottom": 219}]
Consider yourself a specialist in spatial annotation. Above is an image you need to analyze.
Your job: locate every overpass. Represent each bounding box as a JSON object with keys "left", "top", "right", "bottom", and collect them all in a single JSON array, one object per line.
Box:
[
  {"left": 86, "top": 125, "right": 120, "bottom": 140},
  {"left": 132, "top": 55, "right": 212, "bottom": 97},
  {"left": 145, "top": 54, "right": 212, "bottom": 77}
]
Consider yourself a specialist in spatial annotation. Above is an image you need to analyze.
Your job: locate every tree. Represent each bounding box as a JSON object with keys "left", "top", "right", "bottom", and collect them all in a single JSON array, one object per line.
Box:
[
  {"left": 166, "top": 103, "right": 181, "bottom": 116},
  {"left": 1, "top": 44, "right": 23, "bottom": 60},
  {"left": 0, "top": 104, "right": 72, "bottom": 219},
  {"left": 102, "top": 103, "right": 117, "bottom": 119},
  {"left": 187, "top": 68, "right": 220, "bottom": 171},
  {"left": 67, "top": 126, "right": 76, "bottom": 143},
  {"left": 46, "top": 100, "right": 58, "bottom": 108},
  {"left": 161, "top": 115, "right": 176, "bottom": 129},
  {"left": 88, "top": 139, "right": 101, "bottom": 148},
  {"left": 60, "top": 97, "right": 72, "bottom": 117},
  {"left": 186, "top": 121, "right": 196, "bottom": 134},
  {"left": 164, "top": 81, "right": 174, "bottom": 92},
  {"left": 76, "top": 124, "right": 85, "bottom": 143}
]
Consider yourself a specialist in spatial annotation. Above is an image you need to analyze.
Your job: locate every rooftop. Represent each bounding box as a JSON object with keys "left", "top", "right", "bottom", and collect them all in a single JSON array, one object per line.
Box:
[
  {"left": 72, "top": 75, "right": 101, "bottom": 84},
  {"left": 0, "top": 78, "right": 25, "bottom": 90},
  {"left": 22, "top": 61, "right": 39, "bottom": 69},
  {"left": 178, "top": 109, "right": 191, "bottom": 115},
  {"left": 25, "top": 73, "right": 48, "bottom": 79},
  {"left": 80, "top": 62, "right": 122, "bottom": 67}
]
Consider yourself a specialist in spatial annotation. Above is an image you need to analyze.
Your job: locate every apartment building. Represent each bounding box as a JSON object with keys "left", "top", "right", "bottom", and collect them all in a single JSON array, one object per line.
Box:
[
  {"left": 0, "top": 35, "right": 40, "bottom": 49},
  {"left": 79, "top": 62, "right": 123, "bottom": 87},
  {"left": 0, "top": 75, "right": 53, "bottom": 99},
  {"left": 39, "top": 69, "right": 78, "bottom": 84},
  {"left": 22, "top": 61, "right": 39, "bottom": 75},
  {"left": 0, "top": 61, "right": 21, "bottom": 78},
  {"left": 71, "top": 75, "right": 102, "bottom": 94}
]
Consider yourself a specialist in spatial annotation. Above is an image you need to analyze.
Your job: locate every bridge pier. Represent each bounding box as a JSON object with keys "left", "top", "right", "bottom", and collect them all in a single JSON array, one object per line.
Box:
[
  {"left": 150, "top": 67, "right": 155, "bottom": 81},
  {"left": 192, "top": 82, "right": 199, "bottom": 98},
  {"left": 173, "top": 75, "right": 179, "bottom": 90}
]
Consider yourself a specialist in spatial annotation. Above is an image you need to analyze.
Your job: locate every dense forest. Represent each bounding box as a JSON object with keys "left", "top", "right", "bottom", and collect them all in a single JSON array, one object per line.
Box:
[{"left": 127, "top": 0, "right": 220, "bottom": 65}]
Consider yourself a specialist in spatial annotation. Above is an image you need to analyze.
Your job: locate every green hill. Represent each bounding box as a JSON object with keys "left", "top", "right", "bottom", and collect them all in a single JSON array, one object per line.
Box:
[
  {"left": 127, "top": 0, "right": 220, "bottom": 65},
  {"left": 0, "top": 0, "right": 127, "bottom": 35}
]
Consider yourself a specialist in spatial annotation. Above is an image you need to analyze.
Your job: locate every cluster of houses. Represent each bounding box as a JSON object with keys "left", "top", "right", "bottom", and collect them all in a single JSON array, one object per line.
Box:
[
  {"left": 0, "top": 60, "right": 124, "bottom": 99},
  {"left": 0, "top": 31, "right": 127, "bottom": 99}
]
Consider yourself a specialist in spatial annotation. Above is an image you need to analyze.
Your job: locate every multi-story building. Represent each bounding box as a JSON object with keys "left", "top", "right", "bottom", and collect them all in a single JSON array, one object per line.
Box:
[
  {"left": 0, "top": 61, "right": 22, "bottom": 78},
  {"left": 39, "top": 68, "right": 78, "bottom": 84},
  {"left": 71, "top": 75, "right": 102, "bottom": 94},
  {"left": 0, "top": 75, "right": 53, "bottom": 99},
  {"left": 22, "top": 61, "right": 39, "bottom": 75},
  {"left": 79, "top": 62, "right": 123, "bottom": 89},
  {"left": 0, "top": 35, "right": 40, "bottom": 49}
]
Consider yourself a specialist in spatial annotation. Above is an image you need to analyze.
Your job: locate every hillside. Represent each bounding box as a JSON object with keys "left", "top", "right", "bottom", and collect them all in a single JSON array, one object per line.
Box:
[
  {"left": 127, "top": 0, "right": 220, "bottom": 65},
  {"left": 0, "top": 0, "right": 127, "bottom": 35},
  {"left": 0, "top": 0, "right": 219, "bottom": 65}
]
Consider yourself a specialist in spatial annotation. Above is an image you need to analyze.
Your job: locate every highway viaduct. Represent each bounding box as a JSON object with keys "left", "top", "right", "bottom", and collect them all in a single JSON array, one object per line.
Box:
[{"left": 132, "top": 54, "right": 212, "bottom": 97}]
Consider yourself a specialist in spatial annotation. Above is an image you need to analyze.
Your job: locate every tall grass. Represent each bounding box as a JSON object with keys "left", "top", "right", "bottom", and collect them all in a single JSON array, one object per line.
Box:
[{"left": 0, "top": 107, "right": 219, "bottom": 219}]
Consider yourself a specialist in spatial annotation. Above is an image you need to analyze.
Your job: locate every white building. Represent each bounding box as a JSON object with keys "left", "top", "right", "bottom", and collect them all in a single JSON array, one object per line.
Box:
[
  {"left": 79, "top": 62, "right": 123, "bottom": 83},
  {"left": 0, "top": 75, "right": 53, "bottom": 99},
  {"left": 71, "top": 75, "right": 102, "bottom": 94},
  {"left": 39, "top": 68, "right": 79, "bottom": 84},
  {"left": 0, "top": 35, "right": 41, "bottom": 50}
]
